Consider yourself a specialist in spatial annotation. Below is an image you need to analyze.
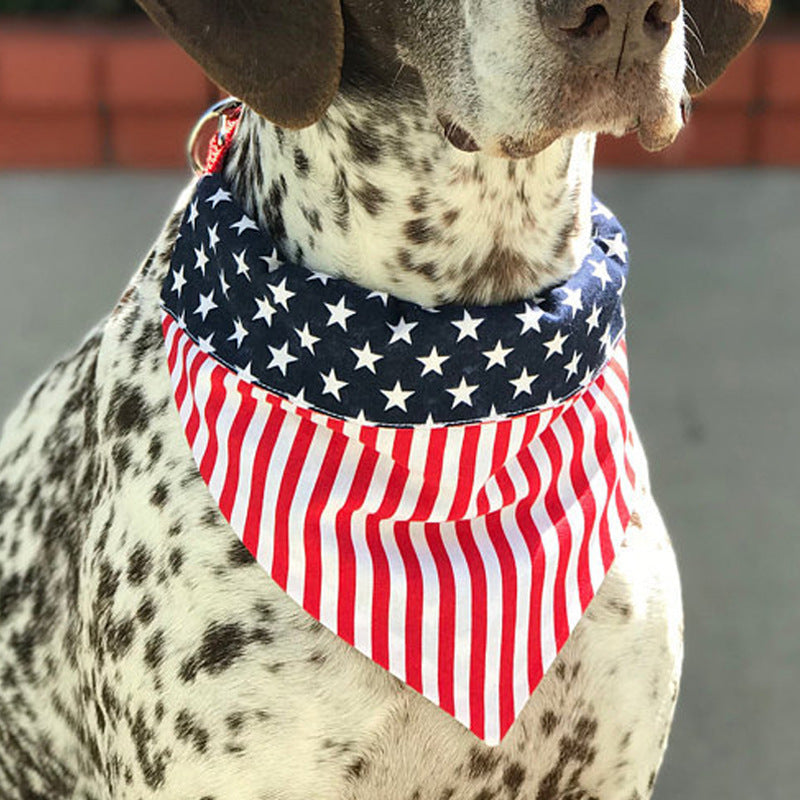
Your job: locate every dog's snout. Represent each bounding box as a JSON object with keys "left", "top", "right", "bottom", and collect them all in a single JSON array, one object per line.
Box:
[{"left": 538, "top": 0, "right": 680, "bottom": 68}]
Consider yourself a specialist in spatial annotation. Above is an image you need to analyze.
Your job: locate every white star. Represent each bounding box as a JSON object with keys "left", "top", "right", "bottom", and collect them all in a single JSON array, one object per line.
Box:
[
  {"left": 206, "top": 186, "right": 232, "bottom": 208},
  {"left": 197, "top": 332, "right": 215, "bottom": 352},
  {"left": 325, "top": 297, "right": 356, "bottom": 331},
  {"left": 482, "top": 340, "right": 512, "bottom": 369},
  {"left": 228, "top": 317, "right": 248, "bottom": 348},
  {"left": 230, "top": 214, "right": 258, "bottom": 235},
  {"left": 295, "top": 322, "right": 320, "bottom": 353},
  {"left": 253, "top": 295, "right": 276, "bottom": 325},
  {"left": 563, "top": 350, "right": 582, "bottom": 380},
  {"left": 261, "top": 250, "right": 283, "bottom": 273},
  {"left": 451, "top": 310, "right": 484, "bottom": 342},
  {"left": 593, "top": 201, "right": 614, "bottom": 220},
  {"left": 193, "top": 244, "right": 210, "bottom": 275},
  {"left": 579, "top": 366, "right": 594, "bottom": 389},
  {"left": 560, "top": 285, "right": 583, "bottom": 317},
  {"left": 237, "top": 362, "right": 256, "bottom": 383},
  {"left": 269, "top": 278, "right": 295, "bottom": 311},
  {"left": 509, "top": 367, "right": 538, "bottom": 398},
  {"left": 586, "top": 303, "right": 602, "bottom": 334},
  {"left": 589, "top": 258, "right": 612, "bottom": 289},
  {"left": 267, "top": 342, "right": 297, "bottom": 376},
  {"left": 207, "top": 223, "right": 220, "bottom": 253},
  {"left": 417, "top": 346, "right": 449, "bottom": 376},
  {"left": 367, "top": 290, "right": 389, "bottom": 306},
  {"left": 387, "top": 316, "right": 418, "bottom": 345},
  {"left": 516, "top": 303, "right": 545, "bottom": 335},
  {"left": 447, "top": 377, "right": 479, "bottom": 408},
  {"left": 219, "top": 268, "right": 230, "bottom": 298},
  {"left": 186, "top": 199, "right": 199, "bottom": 229},
  {"left": 194, "top": 290, "right": 217, "bottom": 321},
  {"left": 381, "top": 380, "right": 414, "bottom": 412},
  {"left": 486, "top": 405, "right": 505, "bottom": 421},
  {"left": 599, "top": 324, "right": 613, "bottom": 353},
  {"left": 307, "top": 269, "right": 332, "bottom": 284},
  {"left": 602, "top": 233, "right": 628, "bottom": 261},
  {"left": 543, "top": 329, "right": 569, "bottom": 359},
  {"left": 171, "top": 265, "right": 187, "bottom": 296},
  {"left": 617, "top": 273, "right": 627, "bottom": 297},
  {"left": 320, "top": 368, "right": 347, "bottom": 401},
  {"left": 351, "top": 341, "right": 383, "bottom": 373},
  {"left": 232, "top": 249, "right": 250, "bottom": 280}
]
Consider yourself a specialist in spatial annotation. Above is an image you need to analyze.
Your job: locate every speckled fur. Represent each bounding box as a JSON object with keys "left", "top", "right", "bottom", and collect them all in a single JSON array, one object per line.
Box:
[{"left": 0, "top": 1, "right": 685, "bottom": 797}]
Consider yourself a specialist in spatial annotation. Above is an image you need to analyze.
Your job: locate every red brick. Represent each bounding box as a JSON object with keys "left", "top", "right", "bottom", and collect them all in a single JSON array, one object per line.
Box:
[
  {"left": 597, "top": 106, "right": 754, "bottom": 168},
  {"left": 0, "top": 109, "right": 102, "bottom": 168},
  {"left": 109, "top": 109, "right": 199, "bottom": 168},
  {"left": 762, "top": 39, "right": 800, "bottom": 109},
  {"left": 697, "top": 45, "right": 759, "bottom": 107},
  {"left": 0, "top": 32, "right": 99, "bottom": 111},
  {"left": 755, "top": 110, "right": 800, "bottom": 165},
  {"left": 103, "top": 37, "right": 211, "bottom": 112}
]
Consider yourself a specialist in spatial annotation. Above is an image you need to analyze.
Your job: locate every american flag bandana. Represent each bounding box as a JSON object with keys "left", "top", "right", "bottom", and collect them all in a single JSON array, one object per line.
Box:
[{"left": 161, "top": 174, "right": 637, "bottom": 744}]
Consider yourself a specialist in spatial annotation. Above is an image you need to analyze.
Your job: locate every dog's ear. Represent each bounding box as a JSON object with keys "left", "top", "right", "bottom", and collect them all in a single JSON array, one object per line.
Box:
[
  {"left": 684, "top": 0, "right": 770, "bottom": 96},
  {"left": 135, "top": 0, "right": 344, "bottom": 129}
]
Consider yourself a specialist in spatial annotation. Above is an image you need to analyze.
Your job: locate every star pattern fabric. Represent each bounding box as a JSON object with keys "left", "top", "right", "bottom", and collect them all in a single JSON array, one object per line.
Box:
[
  {"left": 161, "top": 175, "right": 629, "bottom": 426},
  {"left": 160, "top": 171, "right": 638, "bottom": 745}
]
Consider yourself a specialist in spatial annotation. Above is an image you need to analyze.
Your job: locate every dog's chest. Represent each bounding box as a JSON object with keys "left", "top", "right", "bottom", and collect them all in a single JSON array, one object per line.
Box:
[
  {"left": 95, "top": 248, "right": 678, "bottom": 799},
  {"left": 0, "top": 193, "right": 681, "bottom": 800}
]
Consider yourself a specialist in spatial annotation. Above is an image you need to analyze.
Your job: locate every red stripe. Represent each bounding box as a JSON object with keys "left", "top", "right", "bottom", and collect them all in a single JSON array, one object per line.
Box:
[
  {"left": 583, "top": 381, "right": 617, "bottom": 570},
  {"left": 198, "top": 366, "right": 228, "bottom": 482},
  {"left": 184, "top": 347, "right": 207, "bottom": 446},
  {"left": 455, "top": 518, "right": 487, "bottom": 741},
  {"left": 484, "top": 508, "right": 517, "bottom": 737},
  {"left": 426, "top": 523, "right": 456, "bottom": 716},
  {"left": 163, "top": 316, "right": 181, "bottom": 373},
  {"left": 410, "top": 426, "right": 447, "bottom": 521},
  {"left": 563, "top": 403, "right": 597, "bottom": 610},
  {"left": 271, "top": 418, "right": 317, "bottom": 589},
  {"left": 302, "top": 432, "right": 348, "bottom": 618},
  {"left": 218, "top": 382, "right": 257, "bottom": 521},
  {"left": 241, "top": 404, "right": 287, "bottom": 556},
  {"left": 449, "top": 425, "right": 481, "bottom": 520},
  {"left": 366, "top": 428, "right": 413, "bottom": 669},
  {"left": 335, "top": 432, "right": 379, "bottom": 646},
  {"left": 514, "top": 416, "right": 545, "bottom": 690},
  {"left": 476, "top": 419, "right": 513, "bottom": 516},
  {"left": 597, "top": 363, "right": 634, "bottom": 535},
  {"left": 539, "top": 427, "right": 571, "bottom": 650},
  {"left": 400, "top": 426, "right": 449, "bottom": 689},
  {"left": 173, "top": 332, "right": 195, "bottom": 411}
]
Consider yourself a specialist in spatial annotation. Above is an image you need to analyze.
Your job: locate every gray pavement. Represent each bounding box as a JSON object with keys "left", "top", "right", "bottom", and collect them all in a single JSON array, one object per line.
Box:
[{"left": 1, "top": 168, "right": 798, "bottom": 799}]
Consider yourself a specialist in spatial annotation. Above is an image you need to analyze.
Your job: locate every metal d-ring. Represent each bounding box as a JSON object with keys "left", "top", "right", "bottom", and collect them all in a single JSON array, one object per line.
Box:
[{"left": 186, "top": 97, "right": 242, "bottom": 175}]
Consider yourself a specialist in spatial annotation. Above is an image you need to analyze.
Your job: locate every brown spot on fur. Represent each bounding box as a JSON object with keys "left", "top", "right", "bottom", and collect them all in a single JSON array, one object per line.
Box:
[
  {"left": 458, "top": 245, "right": 556, "bottom": 305},
  {"left": 442, "top": 209, "right": 460, "bottom": 227},
  {"left": 541, "top": 710, "right": 559, "bottom": 736},
  {"left": 404, "top": 218, "right": 439, "bottom": 245},
  {"left": 629, "top": 511, "right": 643, "bottom": 529}
]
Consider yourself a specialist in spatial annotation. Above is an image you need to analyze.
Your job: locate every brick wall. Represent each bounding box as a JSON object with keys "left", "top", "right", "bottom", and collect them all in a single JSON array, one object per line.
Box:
[{"left": 1, "top": 18, "right": 798, "bottom": 169}]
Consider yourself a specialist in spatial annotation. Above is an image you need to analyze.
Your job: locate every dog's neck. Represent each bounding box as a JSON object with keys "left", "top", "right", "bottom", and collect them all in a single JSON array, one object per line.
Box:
[{"left": 224, "top": 96, "right": 596, "bottom": 307}]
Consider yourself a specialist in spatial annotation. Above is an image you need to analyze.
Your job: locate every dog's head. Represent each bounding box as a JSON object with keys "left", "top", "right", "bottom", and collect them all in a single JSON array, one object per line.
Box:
[{"left": 137, "top": 0, "right": 769, "bottom": 157}]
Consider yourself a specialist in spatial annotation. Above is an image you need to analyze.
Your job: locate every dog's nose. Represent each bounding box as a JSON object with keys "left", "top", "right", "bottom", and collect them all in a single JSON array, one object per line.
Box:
[{"left": 537, "top": 0, "right": 680, "bottom": 68}]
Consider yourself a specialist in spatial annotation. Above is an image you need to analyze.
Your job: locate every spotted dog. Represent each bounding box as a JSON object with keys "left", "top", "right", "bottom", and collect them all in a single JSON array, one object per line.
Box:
[{"left": 0, "top": 1, "right": 768, "bottom": 798}]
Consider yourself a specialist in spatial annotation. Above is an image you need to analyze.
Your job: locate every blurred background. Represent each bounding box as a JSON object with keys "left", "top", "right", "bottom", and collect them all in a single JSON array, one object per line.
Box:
[{"left": 0, "top": 3, "right": 798, "bottom": 799}]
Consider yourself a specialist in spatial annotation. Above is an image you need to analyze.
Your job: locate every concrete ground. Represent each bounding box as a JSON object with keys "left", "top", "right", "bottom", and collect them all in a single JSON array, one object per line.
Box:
[{"left": 1, "top": 169, "right": 798, "bottom": 799}]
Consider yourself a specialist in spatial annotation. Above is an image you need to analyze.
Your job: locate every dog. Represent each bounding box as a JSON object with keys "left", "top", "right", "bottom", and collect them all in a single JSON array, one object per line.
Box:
[{"left": 0, "top": 1, "right": 768, "bottom": 797}]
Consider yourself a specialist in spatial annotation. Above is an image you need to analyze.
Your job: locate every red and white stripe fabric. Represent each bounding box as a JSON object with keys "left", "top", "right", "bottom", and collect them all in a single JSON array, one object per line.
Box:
[{"left": 162, "top": 310, "right": 637, "bottom": 744}]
